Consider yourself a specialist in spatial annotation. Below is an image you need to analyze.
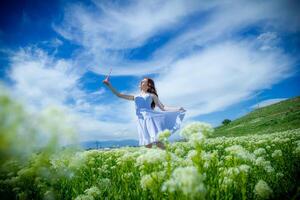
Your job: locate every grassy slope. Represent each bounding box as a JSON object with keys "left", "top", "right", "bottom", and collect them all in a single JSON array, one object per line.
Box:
[{"left": 211, "top": 96, "right": 300, "bottom": 137}]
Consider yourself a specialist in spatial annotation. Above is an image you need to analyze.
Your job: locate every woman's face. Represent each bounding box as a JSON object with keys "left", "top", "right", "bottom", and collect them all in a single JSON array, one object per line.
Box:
[{"left": 140, "top": 78, "right": 149, "bottom": 91}]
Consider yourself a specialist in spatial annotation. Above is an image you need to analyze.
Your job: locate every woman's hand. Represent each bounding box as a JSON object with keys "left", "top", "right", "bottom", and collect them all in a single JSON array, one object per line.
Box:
[
  {"left": 103, "top": 68, "right": 112, "bottom": 86},
  {"left": 102, "top": 79, "right": 110, "bottom": 86},
  {"left": 179, "top": 107, "right": 186, "bottom": 112}
]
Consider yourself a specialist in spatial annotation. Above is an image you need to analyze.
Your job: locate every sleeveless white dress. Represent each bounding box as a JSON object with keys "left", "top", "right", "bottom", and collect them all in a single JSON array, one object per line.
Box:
[{"left": 134, "top": 92, "right": 186, "bottom": 146}]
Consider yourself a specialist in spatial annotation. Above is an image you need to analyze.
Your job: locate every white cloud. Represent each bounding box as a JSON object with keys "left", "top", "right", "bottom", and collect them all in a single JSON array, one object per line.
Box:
[
  {"left": 55, "top": 0, "right": 204, "bottom": 49},
  {"left": 54, "top": 0, "right": 300, "bottom": 76},
  {"left": 8, "top": 48, "right": 80, "bottom": 109},
  {"left": 154, "top": 39, "right": 295, "bottom": 118},
  {"left": 257, "top": 32, "right": 279, "bottom": 51},
  {"left": 6, "top": 47, "right": 140, "bottom": 142},
  {"left": 152, "top": 1, "right": 299, "bottom": 61},
  {"left": 53, "top": 0, "right": 215, "bottom": 75},
  {"left": 250, "top": 98, "right": 287, "bottom": 109}
]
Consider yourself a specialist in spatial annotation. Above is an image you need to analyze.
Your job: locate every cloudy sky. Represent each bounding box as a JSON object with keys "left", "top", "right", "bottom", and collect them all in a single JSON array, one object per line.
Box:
[{"left": 1, "top": 0, "right": 299, "bottom": 142}]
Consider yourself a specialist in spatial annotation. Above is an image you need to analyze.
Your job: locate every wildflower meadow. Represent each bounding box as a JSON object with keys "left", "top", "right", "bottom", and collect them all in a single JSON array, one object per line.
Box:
[{"left": 1, "top": 88, "right": 300, "bottom": 200}]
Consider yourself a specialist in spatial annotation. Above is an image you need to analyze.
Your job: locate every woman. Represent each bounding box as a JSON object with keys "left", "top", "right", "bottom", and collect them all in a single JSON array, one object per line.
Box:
[{"left": 102, "top": 76, "right": 186, "bottom": 150}]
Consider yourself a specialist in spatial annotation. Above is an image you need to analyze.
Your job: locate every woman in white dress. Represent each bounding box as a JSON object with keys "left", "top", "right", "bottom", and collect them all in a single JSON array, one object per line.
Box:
[{"left": 103, "top": 76, "right": 186, "bottom": 150}]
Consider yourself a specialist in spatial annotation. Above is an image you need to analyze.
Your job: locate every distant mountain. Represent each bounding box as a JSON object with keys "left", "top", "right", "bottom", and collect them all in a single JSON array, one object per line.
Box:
[
  {"left": 79, "top": 137, "right": 185, "bottom": 150},
  {"left": 80, "top": 139, "right": 139, "bottom": 149}
]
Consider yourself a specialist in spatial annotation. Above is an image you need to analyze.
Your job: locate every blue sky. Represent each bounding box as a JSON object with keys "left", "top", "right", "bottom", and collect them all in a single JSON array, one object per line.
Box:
[{"left": 0, "top": 0, "right": 300, "bottom": 142}]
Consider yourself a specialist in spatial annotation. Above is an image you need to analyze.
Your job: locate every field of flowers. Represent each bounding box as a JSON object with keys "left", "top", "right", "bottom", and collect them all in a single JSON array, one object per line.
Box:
[
  {"left": 1, "top": 87, "right": 300, "bottom": 200},
  {"left": 1, "top": 126, "right": 300, "bottom": 199}
]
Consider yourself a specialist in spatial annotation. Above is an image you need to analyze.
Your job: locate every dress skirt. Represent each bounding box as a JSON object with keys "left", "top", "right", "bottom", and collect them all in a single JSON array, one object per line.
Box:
[{"left": 136, "top": 108, "right": 186, "bottom": 146}]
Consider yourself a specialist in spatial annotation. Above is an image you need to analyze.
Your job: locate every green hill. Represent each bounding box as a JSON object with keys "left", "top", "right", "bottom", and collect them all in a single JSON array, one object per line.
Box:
[{"left": 211, "top": 96, "right": 300, "bottom": 137}]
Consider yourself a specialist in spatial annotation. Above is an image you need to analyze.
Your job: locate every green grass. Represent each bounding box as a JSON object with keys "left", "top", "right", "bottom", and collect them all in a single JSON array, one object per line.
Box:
[{"left": 212, "top": 96, "right": 300, "bottom": 137}]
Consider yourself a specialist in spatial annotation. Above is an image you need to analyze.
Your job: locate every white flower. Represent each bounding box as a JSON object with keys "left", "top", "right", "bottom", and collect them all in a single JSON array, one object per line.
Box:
[
  {"left": 293, "top": 146, "right": 300, "bottom": 156},
  {"left": 116, "top": 152, "right": 138, "bottom": 165},
  {"left": 186, "top": 150, "right": 197, "bottom": 159},
  {"left": 180, "top": 122, "right": 214, "bottom": 142},
  {"left": 254, "top": 180, "right": 273, "bottom": 199},
  {"left": 122, "top": 172, "right": 134, "bottom": 179},
  {"left": 84, "top": 186, "right": 101, "bottom": 197},
  {"left": 293, "top": 139, "right": 300, "bottom": 156},
  {"left": 255, "top": 157, "right": 274, "bottom": 173},
  {"left": 140, "top": 171, "right": 166, "bottom": 190},
  {"left": 276, "top": 172, "right": 284, "bottom": 178},
  {"left": 43, "top": 190, "right": 55, "bottom": 200},
  {"left": 158, "top": 129, "right": 171, "bottom": 142},
  {"left": 253, "top": 148, "right": 267, "bottom": 156},
  {"left": 239, "top": 164, "right": 251, "bottom": 173},
  {"left": 174, "top": 147, "right": 185, "bottom": 157},
  {"left": 74, "top": 194, "right": 94, "bottom": 200},
  {"left": 183, "top": 150, "right": 197, "bottom": 165},
  {"left": 140, "top": 174, "right": 154, "bottom": 190},
  {"left": 223, "top": 167, "right": 241, "bottom": 177},
  {"left": 68, "top": 152, "right": 88, "bottom": 169},
  {"left": 271, "top": 150, "right": 282, "bottom": 158},
  {"left": 294, "top": 140, "right": 300, "bottom": 146},
  {"left": 221, "top": 176, "right": 233, "bottom": 189},
  {"left": 201, "top": 151, "right": 212, "bottom": 161},
  {"left": 264, "top": 165, "right": 275, "bottom": 173},
  {"left": 225, "top": 145, "right": 256, "bottom": 162},
  {"left": 99, "top": 178, "right": 111, "bottom": 188},
  {"left": 203, "top": 161, "right": 210, "bottom": 169},
  {"left": 162, "top": 166, "right": 206, "bottom": 199},
  {"left": 136, "top": 149, "right": 167, "bottom": 166},
  {"left": 255, "top": 157, "right": 266, "bottom": 166}
]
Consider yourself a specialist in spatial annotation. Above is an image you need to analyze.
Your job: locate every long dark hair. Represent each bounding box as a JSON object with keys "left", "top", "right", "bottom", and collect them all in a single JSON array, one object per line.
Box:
[{"left": 141, "top": 77, "right": 158, "bottom": 109}]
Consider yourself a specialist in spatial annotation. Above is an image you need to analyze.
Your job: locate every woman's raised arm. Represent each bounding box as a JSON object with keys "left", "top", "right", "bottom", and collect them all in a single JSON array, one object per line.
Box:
[
  {"left": 151, "top": 93, "right": 185, "bottom": 112},
  {"left": 103, "top": 81, "right": 134, "bottom": 101}
]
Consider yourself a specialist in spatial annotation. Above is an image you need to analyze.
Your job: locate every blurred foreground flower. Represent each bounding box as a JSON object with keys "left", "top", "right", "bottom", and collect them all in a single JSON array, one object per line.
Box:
[
  {"left": 254, "top": 180, "right": 273, "bottom": 199},
  {"left": 162, "top": 166, "right": 207, "bottom": 199},
  {"left": 180, "top": 122, "right": 214, "bottom": 143},
  {"left": 158, "top": 129, "right": 171, "bottom": 142}
]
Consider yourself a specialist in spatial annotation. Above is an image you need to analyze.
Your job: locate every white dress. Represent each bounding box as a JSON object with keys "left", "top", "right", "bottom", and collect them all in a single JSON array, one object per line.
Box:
[{"left": 134, "top": 92, "right": 186, "bottom": 146}]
